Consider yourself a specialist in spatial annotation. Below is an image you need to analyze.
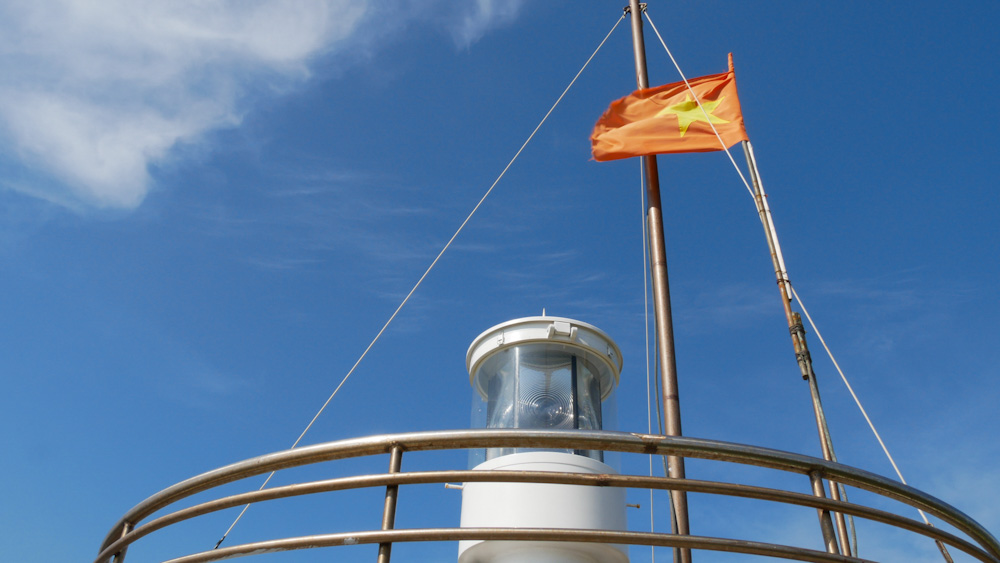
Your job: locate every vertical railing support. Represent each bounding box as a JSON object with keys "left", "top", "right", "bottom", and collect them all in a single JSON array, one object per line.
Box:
[
  {"left": 377, "top": 446, "right": 404, "bottom": 563},
  {"left": 111, "top": 522, "right": 133, "bottom": 563},
  {"left": 809, "top": 470, "right": 841, "bottom": 555}
]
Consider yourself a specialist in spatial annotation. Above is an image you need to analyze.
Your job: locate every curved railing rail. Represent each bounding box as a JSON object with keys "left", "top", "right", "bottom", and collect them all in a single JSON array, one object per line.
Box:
[{"left": 96, "top": 429, "right": 1000, "bottom": 563}]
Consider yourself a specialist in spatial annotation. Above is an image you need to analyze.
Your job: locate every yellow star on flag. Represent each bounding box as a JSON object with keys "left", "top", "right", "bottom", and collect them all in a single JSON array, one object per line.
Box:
[{"left": 656, "top": 95, "right": 730, "bottom": 136}]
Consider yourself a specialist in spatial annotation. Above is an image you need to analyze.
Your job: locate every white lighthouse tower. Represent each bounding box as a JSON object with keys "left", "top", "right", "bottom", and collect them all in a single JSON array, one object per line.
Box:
[{"left": 459, "top": 316, "right": 629, "bottom": 563}]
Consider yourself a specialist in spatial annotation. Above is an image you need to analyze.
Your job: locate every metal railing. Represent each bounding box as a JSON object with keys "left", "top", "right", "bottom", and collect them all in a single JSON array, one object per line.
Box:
[{"left": 96, "top": 429, "right": 1000, "bottom": 563}]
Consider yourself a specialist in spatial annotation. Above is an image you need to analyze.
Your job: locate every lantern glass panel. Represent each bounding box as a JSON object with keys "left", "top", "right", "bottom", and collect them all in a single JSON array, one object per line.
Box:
[{"left": 471, "top": 343, "right": 614, "bottom": 462}]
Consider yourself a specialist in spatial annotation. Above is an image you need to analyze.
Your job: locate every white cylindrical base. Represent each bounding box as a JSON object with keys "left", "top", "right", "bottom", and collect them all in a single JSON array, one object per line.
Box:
[
  {"left": 458, "top": 452, "right": 628, "bottom": 563},
  {"left": 461, "top": 541, "right": 626, "bottom": 563}
]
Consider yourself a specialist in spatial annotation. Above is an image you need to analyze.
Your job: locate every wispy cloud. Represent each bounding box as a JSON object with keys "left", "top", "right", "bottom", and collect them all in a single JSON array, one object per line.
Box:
[
  {"left": 0, "top": 0, "right": 527, "bottom": 210},
  {"left": 802, "top": 272, "right": 979, "bottom": 356},
  {"left": 0, "top": 0, "right": 366, "bottom": 208},
  {"left": 674, "top": 282, "right": 775, "bottom": 332},
  {"left": 448, "top": 0, "right": 527, "bottom": 48}
]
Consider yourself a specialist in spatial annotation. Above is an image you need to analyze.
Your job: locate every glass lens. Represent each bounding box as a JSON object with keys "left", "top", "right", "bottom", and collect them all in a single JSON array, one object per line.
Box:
[{"left": 474, "top": 344, "right": 608, "bottom": 461}]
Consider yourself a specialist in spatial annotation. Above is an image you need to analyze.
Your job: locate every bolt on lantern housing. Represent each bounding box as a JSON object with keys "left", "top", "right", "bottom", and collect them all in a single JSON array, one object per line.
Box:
[{"left": 460, "top": 316, "right": 629, "bottom": 563}]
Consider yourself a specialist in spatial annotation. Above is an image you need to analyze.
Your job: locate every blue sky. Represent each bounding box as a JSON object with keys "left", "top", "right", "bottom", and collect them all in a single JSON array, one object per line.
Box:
[{"left": 1, "top": 1, "right": 998, "bottom": 562}]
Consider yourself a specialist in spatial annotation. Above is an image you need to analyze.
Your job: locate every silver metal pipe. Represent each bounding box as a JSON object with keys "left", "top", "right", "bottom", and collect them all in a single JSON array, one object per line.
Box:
[
  {"left": 377, "top": 446, "right": 403, "bottom": 563},
  {"left": 805, "top": 354, "right": 853, "bottom": 555},
  {"left": 111, "top": 522, "right": 131, "bottom": 563},
  {"left": 96, "top": 466, "right": 993, "bottom": 563},
  {"left": 810, "top": 470, "right": 841, "bottom": 554},
  {"left": 627, "top": 3, "right": 691, "bottom": 561},
  {"left": 97, "top": 429, "right": 1000, "bottom": 562},
  {"left": 159, "top": 527, "right": 876, "bottom": 563}
]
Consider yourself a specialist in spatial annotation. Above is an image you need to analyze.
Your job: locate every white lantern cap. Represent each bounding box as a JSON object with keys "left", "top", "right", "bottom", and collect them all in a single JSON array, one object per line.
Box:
[{"left": 466, "top": 316, "right": 623, "bottom": 399}]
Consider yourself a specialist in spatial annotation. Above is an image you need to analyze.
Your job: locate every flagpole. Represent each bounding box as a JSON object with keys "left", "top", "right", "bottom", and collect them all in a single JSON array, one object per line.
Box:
[
  {"left": 741, "top": 139, "right": 852, "bottom": 556},
  {"left": 627, "top": 3, "right": 692, "bottom": 562}
]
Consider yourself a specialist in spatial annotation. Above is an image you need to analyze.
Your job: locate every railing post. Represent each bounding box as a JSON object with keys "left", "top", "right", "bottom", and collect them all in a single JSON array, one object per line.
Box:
[
  {"left": 808, "top": 470, "right": 841, "bottom": 555},
  {"left": 111, "top": 522, "right": 133, "bottom": 563},
  {"left": 377, "top": 446, "right": 404, "bottom": 563}
]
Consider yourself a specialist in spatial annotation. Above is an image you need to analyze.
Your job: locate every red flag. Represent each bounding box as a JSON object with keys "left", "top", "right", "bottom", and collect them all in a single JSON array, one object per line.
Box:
[{"left": 591, "top": 54, "right": 748, "bottom": 161}]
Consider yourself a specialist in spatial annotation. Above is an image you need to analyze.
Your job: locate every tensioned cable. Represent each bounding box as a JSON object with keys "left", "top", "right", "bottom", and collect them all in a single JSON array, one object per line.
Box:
[
  {"left": 795, "top": 286, "right": 955, "bottom": 563},
  {"left": 791, "top": 286, "right": 937, "bottom": 528},
  {"left": 212, "top": 13, "right": 628, "bottom": 550},
  {"left": 640, "top": 155, "right": 674, "bottom": 557},
  {"left": 639, "top": 158, "right": 657, "bottom": 563},
  {"left": 642, "top": 10, "right": 755, "bottom": 202}
]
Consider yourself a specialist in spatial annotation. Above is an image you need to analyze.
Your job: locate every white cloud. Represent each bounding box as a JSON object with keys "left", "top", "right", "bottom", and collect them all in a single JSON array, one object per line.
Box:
[
  {"left": 449, "top": 0, "right": 527, "bottom": 48},
  {"left": 0, "top": 0, "right": 526, "bottom": 211},
  {"left": 0, "top": 0, "right": 369, "bottom": 209},
  {"left": 3, "top": 90, "right": 227, "bottom": 208}
]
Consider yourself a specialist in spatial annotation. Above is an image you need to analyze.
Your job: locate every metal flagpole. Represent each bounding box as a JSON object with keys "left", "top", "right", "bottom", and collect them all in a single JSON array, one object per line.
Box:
[
  {"left": 741, "top": 140, "right": 852, "bottom": 556},
  {"left": 627, "top": 2, "right": 692, "bottom": 563}
]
